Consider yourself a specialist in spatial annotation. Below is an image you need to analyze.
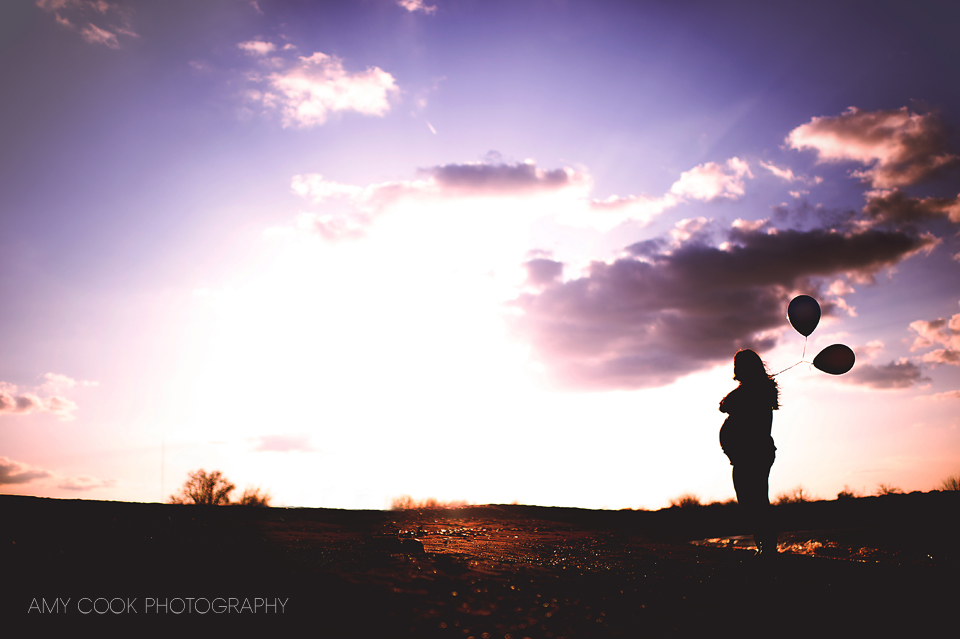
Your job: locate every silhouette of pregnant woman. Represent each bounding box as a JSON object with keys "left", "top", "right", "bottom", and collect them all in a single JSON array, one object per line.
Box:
[{"left": 719, "top": 349, "right": 779, "bottom": 556}]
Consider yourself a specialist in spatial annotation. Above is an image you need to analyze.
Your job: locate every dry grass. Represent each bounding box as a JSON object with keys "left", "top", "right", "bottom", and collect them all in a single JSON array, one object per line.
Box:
[
  {"left": 875, "top": 483, "right": 903, "bottom": 496},
  {"left": 774, "top": 485, "right": 813, "bottom": 505},
  {"left": 389, "top": 495, "right": 471, "bottom": 510}
]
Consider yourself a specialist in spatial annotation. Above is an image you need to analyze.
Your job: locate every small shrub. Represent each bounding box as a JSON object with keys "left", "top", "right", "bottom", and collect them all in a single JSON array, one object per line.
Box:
[
  {"left": 237, "top": 485, "right": 272, "bottom": 507},
  {"left": 668, "top": 493, "right": 702, "bottom": 508},
  {"left": 875, "top": 483, "right": 903, "bottom": 496},
  {"left": 940, "top": 473, "right": 960, "bottom": 491}
]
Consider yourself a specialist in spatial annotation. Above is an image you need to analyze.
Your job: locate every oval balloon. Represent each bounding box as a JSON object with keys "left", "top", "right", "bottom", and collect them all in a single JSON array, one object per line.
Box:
[
  {"left": 813, "top": 344, "right": 855, "bottom": 375},
  {"left": 787, "top": 295, "right": 821, "bottom": 337}
]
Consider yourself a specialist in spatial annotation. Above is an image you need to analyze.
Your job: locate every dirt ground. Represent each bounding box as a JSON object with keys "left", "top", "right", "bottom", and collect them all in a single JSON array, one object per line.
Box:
[{"left": 3, "top": 494, "right": 959, "bottom": 636}]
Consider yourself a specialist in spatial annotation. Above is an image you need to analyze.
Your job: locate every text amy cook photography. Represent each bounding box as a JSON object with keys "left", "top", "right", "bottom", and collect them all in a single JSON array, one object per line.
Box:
[{"left": 28, "top": 596, "right": 290, "bottom": 615}]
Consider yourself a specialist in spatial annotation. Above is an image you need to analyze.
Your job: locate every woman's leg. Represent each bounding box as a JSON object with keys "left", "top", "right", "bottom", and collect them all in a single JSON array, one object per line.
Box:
[{"left": 733, "top": 458, "right": 776, "bottom": 553}]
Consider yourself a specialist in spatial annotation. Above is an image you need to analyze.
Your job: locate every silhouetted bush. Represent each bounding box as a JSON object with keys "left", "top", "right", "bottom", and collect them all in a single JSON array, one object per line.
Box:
[
  {"left": 836, "top": 485, "right": 861, "bottom": 499},
  {"left": 668, "top": 493, "right": 702, "bottom": 508},
  {"left": 940, "top": 473, "right": 960, "bottom": 491},
  {"left": 237, "top": 485, "right": 272, "bottom": 507},
  {"left": 875, "top": 483, "right": 903, "bottom": 496},
  {"left": 168, "top": 469, "right": 235, "bottom": 505}
]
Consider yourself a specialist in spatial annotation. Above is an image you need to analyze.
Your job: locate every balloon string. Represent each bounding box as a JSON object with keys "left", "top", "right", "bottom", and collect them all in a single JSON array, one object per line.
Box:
[
  {"left": 802, "top": 336, "right": 807, "bottom": 360},
  {"left": 772, "top": 360, "right": 809, "bottom": 377}
]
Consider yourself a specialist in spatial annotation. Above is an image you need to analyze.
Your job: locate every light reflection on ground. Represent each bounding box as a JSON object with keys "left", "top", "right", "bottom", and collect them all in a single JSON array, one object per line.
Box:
[{"left": 691, "top": 531, "right": 925, "bottom": 565}]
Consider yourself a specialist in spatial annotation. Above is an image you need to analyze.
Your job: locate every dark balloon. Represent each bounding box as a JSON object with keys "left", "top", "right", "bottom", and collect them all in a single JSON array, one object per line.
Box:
[
  {"left": 787, "top": 295, "right": 821, "bottom": 337},
  {"left": 813, "top": 344, "right": 856, "bottom": 375}
]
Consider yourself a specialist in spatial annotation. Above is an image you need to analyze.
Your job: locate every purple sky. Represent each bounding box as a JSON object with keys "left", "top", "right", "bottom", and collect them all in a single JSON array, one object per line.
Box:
[{"left": 2, "top": 0, "right": 960, "bottom": 509}]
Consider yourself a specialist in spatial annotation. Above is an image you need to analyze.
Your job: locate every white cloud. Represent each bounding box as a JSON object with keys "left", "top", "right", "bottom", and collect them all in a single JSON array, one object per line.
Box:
[
  {"left": 238, "top": 40, "right": 277, "bottom": 56},
  {"left": 588, "top": 157, "right": 753, "bottom": 228},
  {"left": 398, "top": 0, "right": 437, "bottom": 14},
  {"left": 251, "top": 51, "right": 399, "bottom": 128},
  {"left": 0, "top": 373, "right": 91, "bottom": 420},
  {"left": 291, "top": 174, "right": 364, "bottom": 202},
  {"left": 759, "top": 160, "right": 799, "bottom": 182},
  {"left": 669, "top": 157, "right": 752, "bottom": 201}
]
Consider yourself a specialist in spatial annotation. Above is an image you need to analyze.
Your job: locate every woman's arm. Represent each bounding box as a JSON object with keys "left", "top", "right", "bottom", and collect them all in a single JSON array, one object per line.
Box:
[{"left": 719, "top": 388, "right": 738, "bottom": 413}]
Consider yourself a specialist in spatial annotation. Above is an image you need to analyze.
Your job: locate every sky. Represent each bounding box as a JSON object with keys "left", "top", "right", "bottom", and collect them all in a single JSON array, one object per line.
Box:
[{"left": 2, "top": 0, "right": 960, "bottom": 510}]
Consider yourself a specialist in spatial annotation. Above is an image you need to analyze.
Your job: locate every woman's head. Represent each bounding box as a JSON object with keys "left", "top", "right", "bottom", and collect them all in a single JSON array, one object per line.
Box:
[{"left": 733, "top": 349, "right": 769, "bottom": 382}]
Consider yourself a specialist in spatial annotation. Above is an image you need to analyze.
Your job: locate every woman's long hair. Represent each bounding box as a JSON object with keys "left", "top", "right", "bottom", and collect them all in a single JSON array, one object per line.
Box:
[{"left": 733, "top": 349, "right": 780, "bottom": 409}]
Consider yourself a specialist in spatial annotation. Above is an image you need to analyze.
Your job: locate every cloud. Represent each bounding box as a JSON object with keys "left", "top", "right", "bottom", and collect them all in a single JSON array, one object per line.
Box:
[
  {"left": 80, "top": 22, "right": 118, "bottom": 47},
  {"left": 398, "top": 0, "right": 437, "bottom": 13},
  {"left": 787, "top": 107, "right": 957, "bottom": 188},
  {"left": 919, "top": 389, "right": 960, "bottom": 400},
  {"left": 0, "top": 373, "right": 88, "bottom": 420},
  {"left": 909, "top": 301, "right": 960, "bottom": 366},
  {"left": 238, "top": 40, "right": 277, "bottom": 56},
  {"left": 252, "top": 434, "right": 314, "bottom": 452},
  {"left": 855, "top": 339, "right": 884, "bottom": 361},
  {"left": 670, "top": 157, "right": 753, "bottom": 200},
  {"left": 760, "top": 160, "right": 800, "bottom": 182},
  {"left": 57, "top": 476, "right": 117, "bottom": 491},
  {"left": 250, "top": 51, "right": 399, "bottom": 128},
  {"left": 287, "top": 156, "right": 757, "bottom": 243},
  {"left": 524, "top": 257, "right": 564, "bottom": 287},
  {"left": 843, "top": 359, "right": 929, "bottom": 389},
  {"left": 290, "top": 174, "right": 365, "bottom": 201},
  {"left": 863, "top": 189, "right": 960, "bottom": 225},
  {"left": 0, "top": 457, "right": 51, "bottom": 485},
  {"left": 422, "top": 161, "right": 587, "bottom": 196},
  {"left": 511, "top": 222, "right": 938, "bottom": 390},
  {"left": 36, "top": 0, "right": 137, "bottom": 48},
  {"left": 284, "top": 160, "right": 591, "bottom": 240},
  {"left": 588, "top": 193, "right": 680, "bottom": 224},
  {"left": 589, "top": 158, "right": 752, "bottom": 227}
]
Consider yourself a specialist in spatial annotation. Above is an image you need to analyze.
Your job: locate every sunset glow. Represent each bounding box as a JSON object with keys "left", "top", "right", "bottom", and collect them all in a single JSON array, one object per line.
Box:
[{"left": 3, "top": 0, "right": 960, "bottom": 510}]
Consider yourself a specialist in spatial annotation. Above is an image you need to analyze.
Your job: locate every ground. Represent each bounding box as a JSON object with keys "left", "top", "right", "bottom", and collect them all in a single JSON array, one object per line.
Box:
[{"left": 2, "top": 493, "right": 958, "bottom": 636}]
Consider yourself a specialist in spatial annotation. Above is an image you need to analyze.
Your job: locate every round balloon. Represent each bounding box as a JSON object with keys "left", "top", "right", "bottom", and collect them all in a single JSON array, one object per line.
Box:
[
  {"left": 787, "top": 295, "right": 821, "bottom": 337},
  {"left": 813, "top": 344, "right": 855, "bottom": 375}
]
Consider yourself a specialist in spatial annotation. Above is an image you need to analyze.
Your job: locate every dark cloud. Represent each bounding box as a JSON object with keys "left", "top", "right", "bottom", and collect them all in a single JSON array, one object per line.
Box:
[
  {"left": 0, "top": 385, "right": 77, "bottom": 419},
  {"left": 863, "top": 189, "right": 960, "bottom": 225},
  {"left": 422, "top": 161, "right": 579, "bottom": 195},
  {"left": 0, "top": 457, "right": 51, "bottom": 485},
  {"left": 524, "top": 258, "right": 563, "bottom": 286},
  {"left": 843, "top": 360, "right": 929, "bottom": 389},
  {"left": 511, "top": 225, "right": 937, "bottom": 390},
  {"left": 787, "top": 107, "right": 957, "bottom": 189},
  {"left": 252, "top": 434, "right": 314, "bottom": 452},
  {"left": 0, "top": 391, "right": 44, "bottom": 414}
]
